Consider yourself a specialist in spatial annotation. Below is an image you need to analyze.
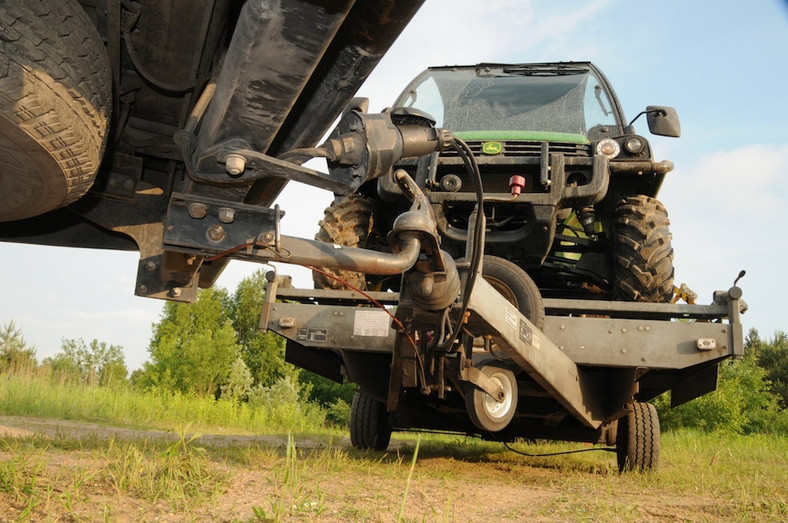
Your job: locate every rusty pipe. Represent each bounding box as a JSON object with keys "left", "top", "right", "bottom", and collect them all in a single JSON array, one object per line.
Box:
[{"left": 268, "top": 234, "right": 421, "bottom": 275}]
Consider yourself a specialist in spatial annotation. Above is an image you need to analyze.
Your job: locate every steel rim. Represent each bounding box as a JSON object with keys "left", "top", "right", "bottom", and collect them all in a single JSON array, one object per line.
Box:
[{"left": 481, "top": 371, "right": 513, "bottom": 420}]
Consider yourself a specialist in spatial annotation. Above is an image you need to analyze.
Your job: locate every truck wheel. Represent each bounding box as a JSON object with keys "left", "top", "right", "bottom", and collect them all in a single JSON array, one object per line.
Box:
[
  {"left": 313, "top": 194, "right": 380, "bottom": 290},
  {"left": 616, "top": 402, "right": 660, "bottom": 472},
  {"left": 0, "top": 0, "right": 111, "bottom": 222},
  {"left": 350, "top": 391, "right": 392, "bottom": 450},
  {"left": 613, "top": 196, "right": 674, "bottom": 302},
  {"left": 465, "top": 364, "right": 518, "bottom": 433}
]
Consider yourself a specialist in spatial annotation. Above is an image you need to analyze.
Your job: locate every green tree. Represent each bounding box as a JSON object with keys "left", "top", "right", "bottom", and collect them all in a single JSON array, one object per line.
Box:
[
  {"left": 755, "top": 330, "right": 788, "bottom": 407},
  {"left": 229, "top": 270, "right": 297, "bottom": 387},
  {"left": 137, "top": 287, "right": 240, "bottom": 396},
  {"left": 0, "top": 320, "right": 37, "bottom": 373},
  {"left": 228, "top": 270, "right": 355, "bottom": 412},
  {"left": 221, "top": 356, "right": 254, "bottom": 403},
  {"left": 657, "top": 339, "right": 782, "bottom": 433},
  {"left": 299, "top": 371, "right": 355, "bottom": 408},
  {"left": 51, "top": 338, "right": 128, "bottom": 386}
]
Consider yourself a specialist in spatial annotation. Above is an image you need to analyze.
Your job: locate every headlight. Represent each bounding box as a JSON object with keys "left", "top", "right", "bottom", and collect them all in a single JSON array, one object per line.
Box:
[
  {"left": 624, "top": 137, "right": 645, "bottom": 154},
  {"left": 596, "top": 138, "right": 621, "bottom": 159}
]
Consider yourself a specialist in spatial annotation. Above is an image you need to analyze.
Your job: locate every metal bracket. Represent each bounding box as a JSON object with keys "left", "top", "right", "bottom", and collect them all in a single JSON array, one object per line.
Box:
[
  {"left": 188, "top": 139, "right": 359, "bottom": 194},
  {"left": 89, "top": 152, "right": 142, "bottom": 202},
  {"left": 163, "top": 192, "right": 279, "bottom": 254},
  {"left": 461, "top": 365, "right": 505, "bottom": 402}
]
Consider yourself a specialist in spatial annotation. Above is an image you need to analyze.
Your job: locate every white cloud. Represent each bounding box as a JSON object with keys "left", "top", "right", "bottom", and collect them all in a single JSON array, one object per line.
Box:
[
  {"left": 659, "top": 144, "right": 788, "bottom": 336},
  {"left": 669, "top": 144, "right": 788, "bottom": 223}
]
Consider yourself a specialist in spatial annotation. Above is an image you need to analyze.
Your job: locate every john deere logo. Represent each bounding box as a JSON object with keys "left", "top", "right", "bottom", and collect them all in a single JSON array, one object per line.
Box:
[{"left": 482, "top": 141, "right": 503, "bottom": 155}]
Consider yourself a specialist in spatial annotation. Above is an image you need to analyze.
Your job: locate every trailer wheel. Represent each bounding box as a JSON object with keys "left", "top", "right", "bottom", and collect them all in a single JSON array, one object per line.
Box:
[
  {"left": 616, "top": 402, "right": 660, "bottom": 472},
  {"left": 350, "top": 391, "right": 392, "bottom": 450},
  {"left": 0, "top": 0, "right": 111, "bottom": 222},
  {"left": 478, "top": 255, "right": 545, "bottom": 329},
  {"left": 613, "top": 196, "right": 674, "bottom": 302},
  {"left": 313, "top": 194, "right": 382, "bottom": 290},
  {"left": 465, "top": 364, "right": 518, "bottom": 433}
]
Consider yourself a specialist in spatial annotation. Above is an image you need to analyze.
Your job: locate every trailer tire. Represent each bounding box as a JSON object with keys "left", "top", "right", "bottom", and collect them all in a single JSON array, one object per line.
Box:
[
  {"left": 477, "top": 255, "right": 545, "bottom": 329},
  {"left": 350, "top": 391, "right": 391, "bottom": 450},
  {"left": 313, "top": 194, "right": 382, "bottom": 290},
  {"left": 465, "top": 364, "right": 518, "bottom": 433},
  {"left": 616, "top": 402, "right": 660, "bottom": 472},
  {"left": 0, "top": 0, "right": 111, "bottom": 222},
  {"left": 612, "top": 196, "right": 674, "bottom": 302}
]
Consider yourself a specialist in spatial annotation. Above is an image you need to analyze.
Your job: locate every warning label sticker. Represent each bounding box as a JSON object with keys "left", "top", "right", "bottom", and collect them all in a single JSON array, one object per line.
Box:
[
  {"left": 297, "top": 328, "right": 327, "bottom": 343},
  {"left": 519, "top": 319, "right": 532, "bottom": 345},
  {"left": 505, "top": 307, "right": 518, "bottom": 329},
  {"left": 353, "top": 309, "right": 391, "bottom": 337},
  {"left": 519, "top": 319, "right": 541, "bottom": 350}
]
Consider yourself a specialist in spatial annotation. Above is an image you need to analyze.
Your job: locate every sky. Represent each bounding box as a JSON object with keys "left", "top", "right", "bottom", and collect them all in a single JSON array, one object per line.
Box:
[{"left": 1, "top": 0, "right": 787, "bottom": 371}]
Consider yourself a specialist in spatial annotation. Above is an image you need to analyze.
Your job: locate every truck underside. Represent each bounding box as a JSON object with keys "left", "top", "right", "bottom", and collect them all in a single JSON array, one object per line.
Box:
[{"left": 0, "top": 0, "right": 425, "bottom": 301}]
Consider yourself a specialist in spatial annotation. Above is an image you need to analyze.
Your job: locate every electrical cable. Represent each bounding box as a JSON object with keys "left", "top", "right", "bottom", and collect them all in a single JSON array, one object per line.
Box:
[{"left": 502, "top": 440, "right": 616, "bottom": 457}]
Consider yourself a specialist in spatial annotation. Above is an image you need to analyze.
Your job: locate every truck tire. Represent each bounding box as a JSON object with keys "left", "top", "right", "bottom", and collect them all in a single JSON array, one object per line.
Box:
[
  {"left": 465, "top": 363, "right": 518, "bottom": 433},
  {"left": 350, "top": 391, "right": 391, "bottom": 450},
  {"left": 616, "top": 402, "right": 660, "bottom": 472},
  {"left": 612, "top": 196, "right": 674, "bottom": 302},
  {"left": 313, "top": 194, "right": 381, "bottom": 290},
  {"left": 0, "top": 0, "right": 111, "bottom": 222}
]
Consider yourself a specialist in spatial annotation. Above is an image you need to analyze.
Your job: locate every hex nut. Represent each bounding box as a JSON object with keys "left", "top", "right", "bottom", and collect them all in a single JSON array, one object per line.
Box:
[
  {"left": 225, "top": 154, "right": 246, "bottom": 175},
  {"left": 218, "top": 207, "right": 236, "bottom": 224},
  {"left": 187, "top": 202, "right": 208, "bottom": 219},
  {"left": 207, "top": 224, "right": 226, "bottom": 242}
]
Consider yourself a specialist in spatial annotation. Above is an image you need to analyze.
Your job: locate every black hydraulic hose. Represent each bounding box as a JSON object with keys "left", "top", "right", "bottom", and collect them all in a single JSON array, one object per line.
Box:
[{"left": 436, "top": 138, "right": 485, "bottom": 350}]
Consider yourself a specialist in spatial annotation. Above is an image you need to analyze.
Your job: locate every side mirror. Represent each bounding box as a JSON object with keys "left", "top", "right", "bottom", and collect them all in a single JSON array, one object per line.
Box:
[{"left": 646, "top": 105, "right": 681, "bottom": 137}]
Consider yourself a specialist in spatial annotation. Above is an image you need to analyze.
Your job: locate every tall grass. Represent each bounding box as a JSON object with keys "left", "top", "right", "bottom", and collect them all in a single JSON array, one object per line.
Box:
[{"left": 0, "top": 372, "right": 327, "bottom": 434}]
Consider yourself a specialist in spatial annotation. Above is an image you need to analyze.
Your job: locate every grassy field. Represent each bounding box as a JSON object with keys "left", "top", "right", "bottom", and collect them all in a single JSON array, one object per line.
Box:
[
  {"left": 0, "top": 374, "right": 786, "bottom": 521},
  {"left": 0, "top": 426, "right": 786, "bottom": 521},
  {"left": 0, "top": 372, "right": 328, "bottom": 435}
]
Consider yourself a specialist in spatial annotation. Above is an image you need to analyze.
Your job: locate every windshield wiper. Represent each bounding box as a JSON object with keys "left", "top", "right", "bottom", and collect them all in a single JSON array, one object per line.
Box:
[{"left": 495, "top": 64, "right": 588, "bottom": 77}]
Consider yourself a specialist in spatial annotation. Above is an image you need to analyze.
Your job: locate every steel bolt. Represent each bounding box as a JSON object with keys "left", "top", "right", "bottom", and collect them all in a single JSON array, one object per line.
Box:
[
  {"left": 144, "top": 260, "right": 157, "bottom": 272},
  {"left": 225, "top": 154, "right": 246, "bottom": 175},
  {"left": 188, "top": 202, "right": 208, "bottom": 219},
  {"left": 207, "top": 224, "right": 226, "bottom": 242},
  {"left": 262, "top": 232, "right": 274, "bottom": 243},
  {"left": 138, "top": 284, "right": 148, "bottom": 294},
  {"left": 168, "top": 287, "right": 182, "bottom": 298},
  {"left": 218, "top": 207, "right": 236, "bottom": 224}
]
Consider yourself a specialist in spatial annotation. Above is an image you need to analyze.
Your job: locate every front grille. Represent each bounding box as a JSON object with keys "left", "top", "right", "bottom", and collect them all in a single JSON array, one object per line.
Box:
[{"left": 442, "top": 140, "right": 591, "bottom": 158}]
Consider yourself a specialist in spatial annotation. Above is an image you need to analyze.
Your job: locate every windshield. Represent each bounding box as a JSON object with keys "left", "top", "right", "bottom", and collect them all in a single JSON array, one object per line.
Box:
[{"left": 395, "top": 65, "right": 621, "bottom": 141}]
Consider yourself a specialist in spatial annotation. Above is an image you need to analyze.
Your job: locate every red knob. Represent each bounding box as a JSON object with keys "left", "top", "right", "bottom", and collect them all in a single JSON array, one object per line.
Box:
[{"left": 509, "top": 175, "right": 525, "bottom": 196}]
